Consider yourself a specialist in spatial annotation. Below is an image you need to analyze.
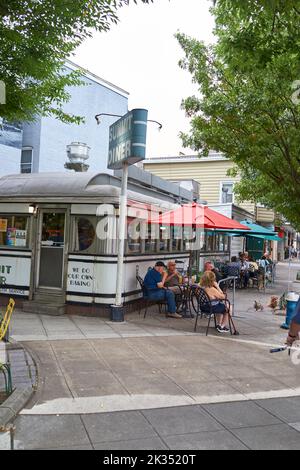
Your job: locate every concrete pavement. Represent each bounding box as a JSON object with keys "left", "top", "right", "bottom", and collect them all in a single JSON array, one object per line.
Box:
[{"left": 2, "top": 261, "right": 300, "bottom": 449}]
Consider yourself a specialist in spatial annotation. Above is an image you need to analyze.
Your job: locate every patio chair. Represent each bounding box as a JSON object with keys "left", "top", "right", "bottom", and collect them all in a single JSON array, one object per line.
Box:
[
  {"left": 250, "top": 267, "right": 266, "bottom": 291},
  {"left": 192, "top": 287, "right": 238, "bottom": 336},
  {"left": 227, "top": 266, "right": 242, "bottom": 288},
  {"left": 136, "top": 276, "right": 168, "bottom": 319}
]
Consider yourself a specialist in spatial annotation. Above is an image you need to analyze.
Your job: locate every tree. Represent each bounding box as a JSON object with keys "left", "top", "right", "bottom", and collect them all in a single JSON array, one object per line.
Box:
[
  {"left": 0, "top": 0, "right": 152, "bottom": 124},
  {"left": 176, "top": 0, "right": 300, "bottom": 229}
]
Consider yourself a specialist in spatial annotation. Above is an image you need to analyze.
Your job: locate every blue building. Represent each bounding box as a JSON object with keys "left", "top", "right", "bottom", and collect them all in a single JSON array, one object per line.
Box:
[{"left": 0, "top": 61, "right": 129, "bottom": 176}]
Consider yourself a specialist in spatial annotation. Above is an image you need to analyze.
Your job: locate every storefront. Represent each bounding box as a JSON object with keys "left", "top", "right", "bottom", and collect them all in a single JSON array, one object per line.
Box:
[{"left": 0, "top": 172, "right": 232, "bottom": 315}]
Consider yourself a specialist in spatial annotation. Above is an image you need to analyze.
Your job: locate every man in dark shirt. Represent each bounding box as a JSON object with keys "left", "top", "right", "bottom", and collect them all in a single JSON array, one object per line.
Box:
[{"left": 143, "top": 261, "right": 181, "bottom": 319}]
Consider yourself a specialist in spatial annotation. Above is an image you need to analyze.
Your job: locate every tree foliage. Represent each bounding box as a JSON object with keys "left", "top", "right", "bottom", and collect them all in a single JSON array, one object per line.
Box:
[
  {"left": 176, "top": 0, "right": 300, "bottom": 229},
  {"left": 0, "top": 0, "right": 152, "bottom": 124}
]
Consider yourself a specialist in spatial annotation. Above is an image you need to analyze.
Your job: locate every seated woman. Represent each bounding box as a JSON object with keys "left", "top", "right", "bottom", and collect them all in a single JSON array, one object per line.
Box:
[{"left": 200, "top": 271, "right": 232, "bottom": 333}]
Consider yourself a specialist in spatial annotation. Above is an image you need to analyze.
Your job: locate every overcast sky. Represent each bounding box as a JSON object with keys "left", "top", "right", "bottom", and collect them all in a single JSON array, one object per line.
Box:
[{"left": 73, "top": 0, "right": 215, "bottom": 158}]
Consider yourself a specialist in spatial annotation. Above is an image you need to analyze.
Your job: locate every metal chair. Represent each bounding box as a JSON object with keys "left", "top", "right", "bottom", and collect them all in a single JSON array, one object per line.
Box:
[
  {"left": 136, "top": 276, "right": 168, "bottom": 318},
  {"left": 227, "top": 266, "right": 242, "bottom": 289},
  {"left": 251, "top": 266, "right": 266, "bottom": 291},
  {"left": 192, "top": 287, "right": 238, "bottom": 336}
]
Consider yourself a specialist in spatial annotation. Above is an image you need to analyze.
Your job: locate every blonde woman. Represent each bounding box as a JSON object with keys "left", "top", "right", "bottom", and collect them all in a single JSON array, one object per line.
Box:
[{"left": 200, "top": 271, "right": 232, "bottom": 333}]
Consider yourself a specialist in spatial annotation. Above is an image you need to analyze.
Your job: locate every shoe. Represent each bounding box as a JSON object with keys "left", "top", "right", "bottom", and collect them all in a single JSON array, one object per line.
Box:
[
  {"left": 167, "top": 312, "right": 183, "bottom": 319},
  {"left": 217, "top": 325, "right": 230, "bottom": 333}
]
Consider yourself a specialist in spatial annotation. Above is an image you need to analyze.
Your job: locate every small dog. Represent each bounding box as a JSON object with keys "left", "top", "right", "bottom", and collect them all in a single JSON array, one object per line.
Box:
[
  {"left": 268, "top": 296, "right": 279, "bottom": 312},
  {"left": 254, "top": 300, "right": 264, "bottom": 311}
]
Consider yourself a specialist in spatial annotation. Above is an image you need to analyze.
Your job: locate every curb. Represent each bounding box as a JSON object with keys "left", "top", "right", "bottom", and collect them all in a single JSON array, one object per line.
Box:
[
  {"left": 0, "top": 387, "right": 34, "bottom": 429},
  {"left": 0, "top": 342, "right": 38, "bottom": 430}
]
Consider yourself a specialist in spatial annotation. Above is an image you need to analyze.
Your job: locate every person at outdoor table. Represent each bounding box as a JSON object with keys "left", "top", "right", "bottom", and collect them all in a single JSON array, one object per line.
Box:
[
  {"left": 239, "top": 253, "right": 250, "bottom": 288},
  {"left": 264, "top": 252, "right": 273, "bottom": 265},
  {"left": 204, "top": 261, "right": 223, "bottom": 283},
  {"left": 248, "top": 256, "right": 259, "bottom": 276},
  {"left": 164, "top": 261, "right": 182, "bottom": 294},
  {"left": 259, "top": 255, "right": 268, "bottom": 268},
  {"left": 200, "top": 271, "right": 232, "bottom": 333},
  {"left": 227, "top": 256, "right": 241, "bottom": 277},
  {"left": 143, "top": 261, "right": 182, "bottom": 319},
  {"left": 286, "top": 298, "right": 300, "bottom": 346}
]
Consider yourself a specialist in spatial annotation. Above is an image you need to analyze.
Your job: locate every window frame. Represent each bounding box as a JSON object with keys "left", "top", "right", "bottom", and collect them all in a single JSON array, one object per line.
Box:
[
  {"left": 0, "top": 214, "right": 31, "bottom": 249},
  {"left": 20, "top": 147, "right": 33, "bottom": 174},
  {"left": 220, "top": 181, "right": 235, "bottom": 204}
]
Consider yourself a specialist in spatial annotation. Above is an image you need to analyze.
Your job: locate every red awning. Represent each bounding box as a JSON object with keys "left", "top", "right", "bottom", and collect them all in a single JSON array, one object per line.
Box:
[{"left": 151, "top": 203, "right": 250, "bottom": 231}]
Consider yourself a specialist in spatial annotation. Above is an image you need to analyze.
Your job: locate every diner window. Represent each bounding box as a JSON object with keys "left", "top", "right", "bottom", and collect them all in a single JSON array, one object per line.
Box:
[
  {"left": 0, "top": 215, "right": 29, "bottom": 248},
  {"left": 127, "top": 217, "right": 142, "bottom": 254},
  {"left": 159, "top": 225, "right": 170, "bottom": 252},
  {"left": 183, "top": 226, "right": 195, "bottom": 251},
  {"left": 144, "top": 223, "right": 159, "bottom": 253},
  {"left": 20, "top": 148, "right": 33, "bottom": 174},
  {"left": 221, "top": 182, "right": 234, "bottom": 204},
  {"left": 73, "top": 217, "right": 97, "bottom": 253},
  {"left": 205, "top": 233, "right": 215, "bottom": 252},
  {"left": 172, "top": 226, "right": 182, "bottom": 252},
  {"left": 217, "top": 234, "right": 230, "bottom": 252}
]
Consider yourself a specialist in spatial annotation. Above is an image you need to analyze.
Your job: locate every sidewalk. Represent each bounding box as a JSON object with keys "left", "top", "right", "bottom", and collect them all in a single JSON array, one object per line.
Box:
[{"left": 2, "top": 261, "right": 300, "bottom": 449}]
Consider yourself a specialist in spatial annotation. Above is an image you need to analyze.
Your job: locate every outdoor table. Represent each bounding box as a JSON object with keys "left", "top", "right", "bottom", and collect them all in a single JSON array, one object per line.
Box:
[{"left": 179, "top": 283, "right": 195, "bottom": 318}]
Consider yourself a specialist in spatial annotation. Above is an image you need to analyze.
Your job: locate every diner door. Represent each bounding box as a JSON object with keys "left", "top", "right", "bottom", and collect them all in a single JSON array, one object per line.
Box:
[{"left": 37, "top": 211, "right": 66, "bottom": 291}]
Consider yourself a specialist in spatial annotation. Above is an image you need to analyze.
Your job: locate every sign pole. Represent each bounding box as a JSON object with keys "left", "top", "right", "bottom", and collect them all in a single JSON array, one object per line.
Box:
[
  {"left": 110, "top": 161, "right": 129, "bottom": 322},
  {"left": 116, "top": 161, "right": 128, "bottom": 306},
  {"left": 104, "top": 108, "right": 149, "bottom": 322}
]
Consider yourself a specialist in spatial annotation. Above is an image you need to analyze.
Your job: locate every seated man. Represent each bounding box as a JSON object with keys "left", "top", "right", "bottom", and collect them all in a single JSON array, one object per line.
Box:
[
  {"left": 204, "top": 261, "right": 223, "bottom": 283},
  {"left": 143, "top": 261, "right": 182, "bottom": 319},
  {"left": 165, "top": 261, "right": 182, "bottom": 294},
  {"left": 227, "top": 256, "right": 241, "bottom": 278}
]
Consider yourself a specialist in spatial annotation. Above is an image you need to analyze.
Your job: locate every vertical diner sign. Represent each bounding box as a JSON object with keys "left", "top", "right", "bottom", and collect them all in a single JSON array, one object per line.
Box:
[
  {"left": 108, "top": 109, "right": 148, "bottom": 170},
  {"left": 108, "top": 109, "right": 148, "bottom": 317}
]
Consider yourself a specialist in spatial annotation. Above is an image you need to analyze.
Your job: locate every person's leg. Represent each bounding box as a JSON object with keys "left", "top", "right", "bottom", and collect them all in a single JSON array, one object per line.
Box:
[
  {"left": 147, "top": 289, "right": 178, "bottom": 316},
  {"left": 165, "top": 289, "right": 177, "bottom": 314},
  {"left": 147, "top": 290, "right": 165, "bottom": 303},
  {"left": 244, "top": 271, "right": 250, "bottom": 288}
]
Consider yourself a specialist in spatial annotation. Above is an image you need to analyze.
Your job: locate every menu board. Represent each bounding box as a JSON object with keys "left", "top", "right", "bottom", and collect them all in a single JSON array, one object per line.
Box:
[
  {"left": 6, "top": 228, "right": 27, "bottom": 247},
  {"left": 0, "top": 219, "right": 7, "bottom": 232},
  {"left": 15, "top": 230, "right": 27, "bottom": 247}
]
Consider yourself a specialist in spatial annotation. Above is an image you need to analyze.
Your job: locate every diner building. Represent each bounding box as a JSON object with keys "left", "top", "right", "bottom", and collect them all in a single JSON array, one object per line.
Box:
[{"left": 0, "top": 169, "right": 232, "bottom": 316}]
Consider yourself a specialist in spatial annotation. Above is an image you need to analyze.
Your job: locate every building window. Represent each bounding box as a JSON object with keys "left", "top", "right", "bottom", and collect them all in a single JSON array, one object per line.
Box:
[
  {"left": 20, "top": 148, "right": 33, "bottom": 173},
  {"left": 73, "top": 217, "right": 97, "bottom": 253},
  {"left": 221, "top": 182, "right": 234, "bottom": 204},
  {"left": 0, "top": 215, "right": 30, "bottom": 248}
]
